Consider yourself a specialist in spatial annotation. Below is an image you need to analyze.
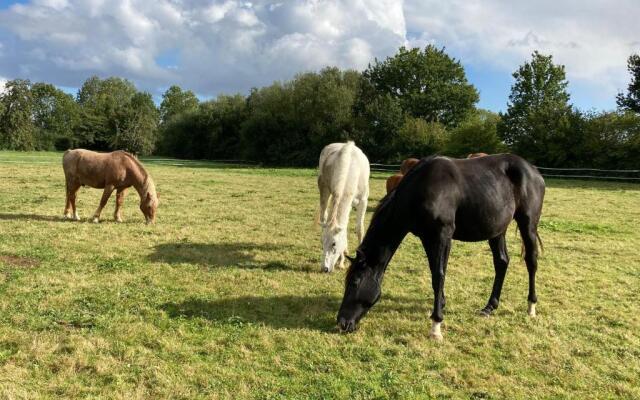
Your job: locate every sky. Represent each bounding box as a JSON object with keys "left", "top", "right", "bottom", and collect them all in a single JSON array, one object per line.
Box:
[{"left": 0, "top": 0, "right": 639, "bottom": 112}]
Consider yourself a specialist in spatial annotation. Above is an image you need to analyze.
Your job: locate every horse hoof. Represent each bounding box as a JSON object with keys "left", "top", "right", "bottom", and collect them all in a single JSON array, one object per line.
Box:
[
  {"left": 115, "top": 218, "right": 123, "bottom": 223},
  {"left": 528, "top": 302, "right": 536, "bottom": 317},
  {"left": 479, "top": 308, "right": 493, "bottom": 317},
  {"left": 430, "top": 321, "right": 443, "bottom": 341},
  {"left": 92, "top": 218, "right": 99, "bottom": 224},
  {"left": 321, "top": 267, "right": 331, "bottom": 273}
]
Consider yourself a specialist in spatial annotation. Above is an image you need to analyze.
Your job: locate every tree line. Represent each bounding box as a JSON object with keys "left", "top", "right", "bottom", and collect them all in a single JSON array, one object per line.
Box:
[{"left": 1, "top": 46, "right": 638, "bottom": 169}]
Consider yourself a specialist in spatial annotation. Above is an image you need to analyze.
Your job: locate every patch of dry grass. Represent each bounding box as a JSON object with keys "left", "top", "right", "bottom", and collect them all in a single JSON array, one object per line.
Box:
[{"left": 0, "top": 151, "right": 639, "bottom": 399}]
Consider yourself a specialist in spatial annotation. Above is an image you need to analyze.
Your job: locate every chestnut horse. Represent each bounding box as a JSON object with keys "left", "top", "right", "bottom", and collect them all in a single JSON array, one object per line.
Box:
[
  {"left": 337, "top": 154, "right": 545, "bottom": 340},
  {"left": 385, "top": 158, "right": 420, "bottom": 194},
  {"left": 62, "top": 149, "right": 159, "bottom": 223}
]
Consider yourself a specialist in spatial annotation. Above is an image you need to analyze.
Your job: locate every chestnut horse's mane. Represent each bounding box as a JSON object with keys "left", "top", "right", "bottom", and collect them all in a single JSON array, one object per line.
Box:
[
  {"left": 120, "top": 151, "right": 148, "bottom": 178},
  {"left": 120, "top": 151, "right": 156, "bottom": 197}
]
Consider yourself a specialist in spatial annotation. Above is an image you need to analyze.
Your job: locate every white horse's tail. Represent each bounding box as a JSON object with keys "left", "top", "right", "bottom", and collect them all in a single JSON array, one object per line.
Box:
[{"left": 328, "top": 141, "right": 354, "bottom": 227}]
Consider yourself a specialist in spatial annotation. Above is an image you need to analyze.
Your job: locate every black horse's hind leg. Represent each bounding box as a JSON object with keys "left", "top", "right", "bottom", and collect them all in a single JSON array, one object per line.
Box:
[
  {"left": 517, "top": 216, "right": 539, "bottom": 316},
  {"left": 480, "top": 233, "right": 509, "bottom": 316},
  {"left": 421, "top": 230, "right": 453, "bottom": 340}
]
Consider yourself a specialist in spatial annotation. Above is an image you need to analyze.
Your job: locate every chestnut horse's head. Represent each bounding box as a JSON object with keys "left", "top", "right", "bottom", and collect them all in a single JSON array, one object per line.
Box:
[
  {"left": 140, "top": 176, "right": 159, "bottom": 224},
  {"left": 400, "top": 158, "right": 420, "bottom": 175},
  {"left": 337, "top": 250, "right": 382, "bottom": 333}
]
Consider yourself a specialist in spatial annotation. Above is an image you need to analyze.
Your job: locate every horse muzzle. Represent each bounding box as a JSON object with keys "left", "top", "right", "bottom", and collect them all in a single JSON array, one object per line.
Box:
[{"left": 337, "top": 317, "right": 357, "bottom": 333}]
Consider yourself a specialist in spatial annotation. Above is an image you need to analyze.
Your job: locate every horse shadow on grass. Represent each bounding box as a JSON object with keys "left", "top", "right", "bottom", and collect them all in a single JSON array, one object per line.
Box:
[
  {"left": 0, "top": 213, "right": 63, "bottom": 222},
  {"left": 161, "top": 295, "right": 341, "bottom": 332},
  {"left": 149, "top": 242, "right": 304, "bottom": 272},
  {"left": 160, "top": 293, "right": 428, "bottom": 332}
]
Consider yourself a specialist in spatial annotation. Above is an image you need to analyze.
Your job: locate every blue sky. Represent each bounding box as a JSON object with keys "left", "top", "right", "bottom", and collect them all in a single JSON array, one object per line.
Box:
[{"left": 1, "top": 0, "right": 638, "bottom": 112}]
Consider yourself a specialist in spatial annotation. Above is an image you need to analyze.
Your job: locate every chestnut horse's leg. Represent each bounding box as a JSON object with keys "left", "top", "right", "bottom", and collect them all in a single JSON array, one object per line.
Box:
[
  {"left": 92, "top": 185, "right": 115, "bottom": 223},
  {"left": 480, "top": 233, "right": 510, "bottom": 316},
  {"left": 114, "top": 188, "right": 127, "bottom": 222},
  {"left": 64, "top": 180, "right": 72, "bottom": 219},
  {"left": 421, "top": 229, "right": 453, "bottom": 341},
  {"left": 66, "top": 183, "right": 81, "bottom": 221}
]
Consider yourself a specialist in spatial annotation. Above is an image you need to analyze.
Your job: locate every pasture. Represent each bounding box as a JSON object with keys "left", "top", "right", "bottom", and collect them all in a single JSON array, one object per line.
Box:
[{"left": 0, "top": 151, "right": 639, "bottom": 399}]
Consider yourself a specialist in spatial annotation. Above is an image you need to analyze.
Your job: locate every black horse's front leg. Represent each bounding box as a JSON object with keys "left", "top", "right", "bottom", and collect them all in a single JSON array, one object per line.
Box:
[{"left": 421, "top": 231, "right": 453, "bottom": 340}]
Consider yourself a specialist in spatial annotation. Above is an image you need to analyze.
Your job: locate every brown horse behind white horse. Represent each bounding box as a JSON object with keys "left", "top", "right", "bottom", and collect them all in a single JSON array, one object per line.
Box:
[{"left": 62, "top": 149, "right": 159, "bottom": 224}]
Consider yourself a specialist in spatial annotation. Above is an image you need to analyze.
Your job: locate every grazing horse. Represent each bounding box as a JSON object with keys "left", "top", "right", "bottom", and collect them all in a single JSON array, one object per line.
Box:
[
  {"left": 317, "top": 141, "right": 370, "bottom": 272},
  {"left": 62, "top": 149, "right": 159, "bottom": 224},
  {"left": 385, "top": 173, "right": 404, "bottom": 194},
  {"left": 385, "top": 158, "right": 420, "bottom": 194},
  {"left": 467, "top": 152, "right": 488, "bottom": 158},
  {"left": 400, "top": 158, "right": 420, "bottom": 174},
  {"left": 337, "top": 154, "right": 545, "bottom": 340}
]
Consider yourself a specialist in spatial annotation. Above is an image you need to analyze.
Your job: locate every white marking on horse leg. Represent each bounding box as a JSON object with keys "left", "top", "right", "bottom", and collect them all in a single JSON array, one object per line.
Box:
[
  {"left": 92, "top": 217, "right": 100, "bottom": 223},
  {"left": 430, "top": 321, "right": 443, "bottom": 341},
  {"left": 528, "top": 302, "right": 536, "bottom": 317},
  {"left": 73, "top": 211, "right": 80, "bottom": 221}
]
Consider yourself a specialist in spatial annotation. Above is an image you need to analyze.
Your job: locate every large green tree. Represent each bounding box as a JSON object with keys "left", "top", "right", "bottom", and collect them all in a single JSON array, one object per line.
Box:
[
  {"left": 617, "top": 54, "right": 640, "bottom": 113},
  {"left": 112, "top": 92, "right": 159, "bottom": 155},
  {"left": 75, "top": 76, "right": 158, "bottom": 154},
  {"left": 31, "top": 82, "right": 80, "bottom": 150},
  {"left": 353, "top": 46, "right": 478, "bottom": 161},
  {"left": 445, "top": 109, "right": 504, "bottom": 157},
  {"left": 241, "top": 67, "right": 360, "bottom": 165},
  {"left": 0, "top": 79, "right": 35, "bottom": 150},
  {"left": 355, "top": 45, "right": 479, "bottom": 127},
  {"left": 159, "top": 85, "right": 199, "bottom": 125},
  {"left": 498, "top": 52, "right": 574, "bottom": 165}
]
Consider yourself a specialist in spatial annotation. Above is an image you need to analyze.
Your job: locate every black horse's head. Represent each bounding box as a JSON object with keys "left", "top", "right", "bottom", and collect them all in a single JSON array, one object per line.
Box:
[{"left": 337, "top": 250, "right": 382, "bottom": 333}]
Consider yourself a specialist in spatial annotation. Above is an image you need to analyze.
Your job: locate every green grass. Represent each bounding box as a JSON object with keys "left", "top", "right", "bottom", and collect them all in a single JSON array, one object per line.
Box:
[{"left": 0, "top": 151, "right": 639, "bottom": 399}]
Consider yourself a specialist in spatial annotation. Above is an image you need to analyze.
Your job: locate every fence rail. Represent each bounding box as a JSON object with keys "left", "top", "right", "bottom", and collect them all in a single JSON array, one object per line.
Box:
[{"left": 371, "top": 163, "right": 640, "bottom": 182}]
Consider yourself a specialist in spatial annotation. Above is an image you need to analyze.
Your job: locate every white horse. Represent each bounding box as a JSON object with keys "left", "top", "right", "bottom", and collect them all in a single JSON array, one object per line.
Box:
[{"left": 317, "top": 141, "right": 370, "bottom": 272}]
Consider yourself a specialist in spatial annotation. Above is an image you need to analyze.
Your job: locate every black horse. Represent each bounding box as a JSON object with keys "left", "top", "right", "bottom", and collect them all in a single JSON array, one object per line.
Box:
[{"left": 337, "top": 154, "right": 545, "bottom": 340}]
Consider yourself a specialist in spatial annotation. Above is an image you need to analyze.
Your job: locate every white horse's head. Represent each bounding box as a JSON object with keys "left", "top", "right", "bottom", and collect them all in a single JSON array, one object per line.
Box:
[{"left": 320, "top": 223, "right": 348, "bottom": 272}]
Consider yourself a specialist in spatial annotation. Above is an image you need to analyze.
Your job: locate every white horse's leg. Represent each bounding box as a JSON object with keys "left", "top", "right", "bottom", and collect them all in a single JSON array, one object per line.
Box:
[
  {"left": 355, "top": 195, "right": 368, "bottom": 244},
  {"left": 318, "top": 180, "right": 330, "bottom": 225},
  {"left": 93, "top": 185, "right": 115, "bottom": 223}
]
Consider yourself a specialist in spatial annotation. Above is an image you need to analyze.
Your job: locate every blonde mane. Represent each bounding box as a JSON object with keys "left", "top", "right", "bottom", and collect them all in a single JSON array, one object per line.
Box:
[
  {"left": 142, "top": 174, "right": 158, "bottom": 200},
  {"left": 120, "top": 151, "right": 156, "bottom": 199}
]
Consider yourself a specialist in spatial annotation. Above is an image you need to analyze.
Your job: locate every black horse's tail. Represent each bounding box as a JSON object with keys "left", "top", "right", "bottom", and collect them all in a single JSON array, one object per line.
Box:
[{"left": 517, "top": 227, "right": 544, "bottom": 258}]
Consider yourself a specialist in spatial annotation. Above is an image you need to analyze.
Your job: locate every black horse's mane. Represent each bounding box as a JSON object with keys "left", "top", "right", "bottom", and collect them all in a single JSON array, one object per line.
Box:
[
  {"left": 346, "top": 155, "right": 439, "bottom": 282},
  {"left": 371, "top": 155, "right": 439, "bottom": 221}
]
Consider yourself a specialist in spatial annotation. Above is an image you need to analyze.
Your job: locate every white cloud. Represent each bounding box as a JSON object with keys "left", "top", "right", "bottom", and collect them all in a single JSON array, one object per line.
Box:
[
  {"left": 0, "top": 0, "right": 637, "bottom": 108},
  {"left": 404, "top": 0, "right": 640, "bottom": 103},
  {"left": 0, "top": 77, "right": 6, "bottom": 94},
  {"left": 0, "top": 0, "right": 406, "bottom": 96}
]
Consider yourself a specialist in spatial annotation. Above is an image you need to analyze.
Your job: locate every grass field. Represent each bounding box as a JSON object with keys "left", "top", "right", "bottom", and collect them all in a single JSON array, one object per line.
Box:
[{"left": 0, "top": 151, "right": 639, "bottom": 399}]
